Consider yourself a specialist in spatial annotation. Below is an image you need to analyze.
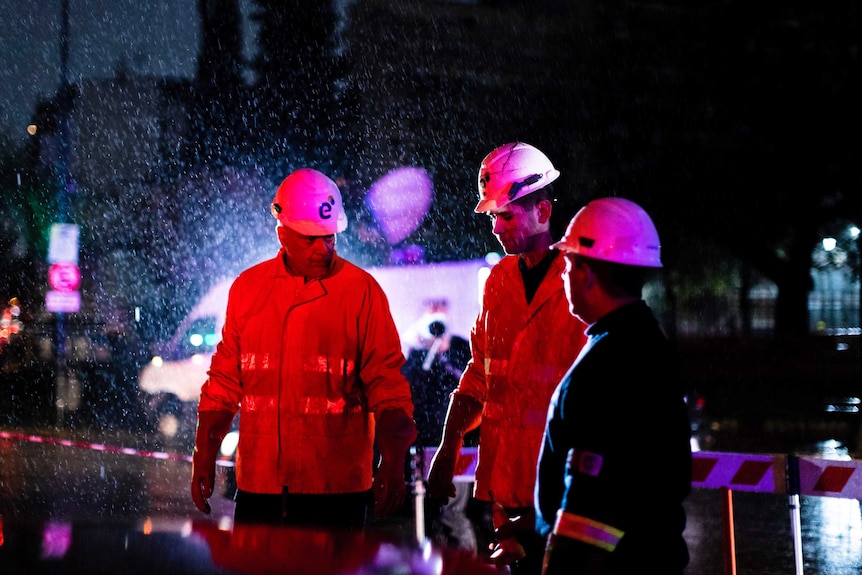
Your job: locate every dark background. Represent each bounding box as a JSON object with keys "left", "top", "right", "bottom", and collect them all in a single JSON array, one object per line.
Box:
[{"left": 0, "top": 1, "right": 859, "bottom": 440}]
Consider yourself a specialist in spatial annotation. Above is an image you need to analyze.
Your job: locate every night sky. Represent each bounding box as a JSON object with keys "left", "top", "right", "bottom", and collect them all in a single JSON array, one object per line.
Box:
[{"left": 0, "top": 0, "right": 256, "bottom": 142}]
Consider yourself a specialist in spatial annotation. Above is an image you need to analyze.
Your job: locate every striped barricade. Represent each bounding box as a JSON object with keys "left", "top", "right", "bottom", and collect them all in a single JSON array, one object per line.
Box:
[
  {"left": 692, "top": 451, "right": 862, "bottom": 575},
  {"left": 421, "top": 446, "right": 478, "bottom": 482},
  {"left": 692, "top": 451, "right": 786, "bottom": 494},
  {"left": 796, "top": 454, "right": 862, "bottom": 499},
  {"left": 691, "top": 450, "right": 862, "bottom": 499}
]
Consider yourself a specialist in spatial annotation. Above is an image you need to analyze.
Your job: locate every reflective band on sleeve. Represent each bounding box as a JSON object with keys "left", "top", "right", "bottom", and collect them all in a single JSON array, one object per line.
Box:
[
  {"left": 307, "top": 356, "right": 355, "bottom": 376},
  {"left": 552, "top": 510, "right": 624, "bottom": 552},
  {"left": 300, "top": 396, "right": 363, "bottom": 415},
  {"left": 241, "top": 352, "right": 275, "bottom": 371},
  {"left": 243, "top": 394, "right": 277, "bottom": 413}
]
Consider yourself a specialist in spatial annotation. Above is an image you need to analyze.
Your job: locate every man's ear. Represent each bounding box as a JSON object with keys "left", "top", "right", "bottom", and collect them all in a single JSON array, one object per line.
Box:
[
  {"left": 276, "top": 225, "right": 294, "bottom": 253},
  {"left": 575, "top": 257, "right": 595, "bottom": 289},
  {"left": 536, "top": 198, "right": 553, "bottom": 225}
]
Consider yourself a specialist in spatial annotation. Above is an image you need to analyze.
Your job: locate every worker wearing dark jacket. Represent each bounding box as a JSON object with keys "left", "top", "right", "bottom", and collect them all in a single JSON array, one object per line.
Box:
[{"left": 535, "top": 197, "right": 691, "bottom": 574}]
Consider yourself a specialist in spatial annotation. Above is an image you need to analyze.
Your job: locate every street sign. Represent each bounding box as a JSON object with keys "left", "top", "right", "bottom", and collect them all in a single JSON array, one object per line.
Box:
[
  {"left": 46, "top": 290, "right": 81, "bottom": 313},
  {"left": 48, "top": 262, "right": 81, "bottom": 292},
  {"left": 48, "top": 223, "right": 80, "bottom": 264}
]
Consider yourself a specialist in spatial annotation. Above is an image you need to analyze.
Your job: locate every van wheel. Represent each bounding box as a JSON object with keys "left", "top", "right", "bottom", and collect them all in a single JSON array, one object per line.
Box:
[
  {"left": 156, "top": 398, "right": 196, "bottom": 449},
  {"left": 157, "top": 412, "right": 181, "bottom": 439}
]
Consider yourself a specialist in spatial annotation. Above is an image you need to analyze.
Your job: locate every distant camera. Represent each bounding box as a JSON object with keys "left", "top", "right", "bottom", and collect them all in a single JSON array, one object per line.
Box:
[{"left": 428, "top": 320, "right": 446, "bottom": 337}]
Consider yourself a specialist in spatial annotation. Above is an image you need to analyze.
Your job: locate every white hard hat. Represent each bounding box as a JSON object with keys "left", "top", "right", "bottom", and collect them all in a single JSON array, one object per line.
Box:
[
  {"left": 551, "top": 197, "right": 662, "bottom": 268},
  {"left": 475, "top": 142, "right": 560, "bottom": 213},
  {"left": 271, "top": 168, "right": 348, "bottom": 235}
]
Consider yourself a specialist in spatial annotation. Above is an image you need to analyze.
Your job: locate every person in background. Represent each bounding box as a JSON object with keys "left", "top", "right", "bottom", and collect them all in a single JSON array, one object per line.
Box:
[
  {"left": 535, "top": 197, "right": 691, "bottom": 574},
  {"left": 190, "top": 168, "right": 417, "bottom": 529},
  {"left": 401, "top": 300, "right": 477, "bottom": 551},
  {"left": 427, "top": 142, "right": 587, "bottom": 574}
]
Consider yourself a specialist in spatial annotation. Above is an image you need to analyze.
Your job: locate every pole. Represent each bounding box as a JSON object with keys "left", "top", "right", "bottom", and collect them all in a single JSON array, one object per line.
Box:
[
  {"left": 54, "top": 0, "right": 71, "bottom": 427},
  {"left": 786, "top": 454, "right": 805, "bottom": 575},
  {"left": 721, "top": 487, "right": 737, "bottom": 575},
  {"left": 411, "top": 446, "right": 426, "bottom": 544}
]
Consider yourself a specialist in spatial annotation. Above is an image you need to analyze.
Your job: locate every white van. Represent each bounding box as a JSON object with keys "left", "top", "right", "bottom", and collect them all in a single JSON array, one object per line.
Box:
[{"left": 137, "top": 258, "right": 493, "bottom": 443}]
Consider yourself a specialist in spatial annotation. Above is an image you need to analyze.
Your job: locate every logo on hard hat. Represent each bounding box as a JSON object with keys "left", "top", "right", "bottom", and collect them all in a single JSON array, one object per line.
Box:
[{"left": 319, "top": 196, "right": 336, "bottom": 220}]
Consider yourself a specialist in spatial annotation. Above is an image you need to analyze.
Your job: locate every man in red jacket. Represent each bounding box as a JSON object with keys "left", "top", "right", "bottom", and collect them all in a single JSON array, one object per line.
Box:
[
  {"left": 190, "top": 168, "right": 417, "bottom": 529},
  {"left": 427, "top": 142, "right": 587, "bottom": 573}
]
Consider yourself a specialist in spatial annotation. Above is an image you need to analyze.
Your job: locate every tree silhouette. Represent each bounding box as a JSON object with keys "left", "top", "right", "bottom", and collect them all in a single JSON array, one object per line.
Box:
[
  {"left": 188, "top": 0, "right": 247, "bottom": 168},
  {"left": 248, "top": 1, "right": 354, "bottom": 177},
  {"left": 548, "top": 0, "right": 861, "bottom": 337}
]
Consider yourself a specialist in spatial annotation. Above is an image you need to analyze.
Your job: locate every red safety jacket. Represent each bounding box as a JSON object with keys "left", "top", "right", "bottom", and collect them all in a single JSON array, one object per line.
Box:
[
  {"left": 455, "top": 252, "right": 587, "bottom": 508},
  {"left": 198, "top": 250, "right": 414, "bottom": 494}
]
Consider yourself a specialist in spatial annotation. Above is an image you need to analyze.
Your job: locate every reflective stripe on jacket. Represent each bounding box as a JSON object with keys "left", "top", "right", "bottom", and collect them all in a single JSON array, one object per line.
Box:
[
  {"left": 456, "top": 252, "right": 587, "bottom": 508},
  {"left": 198, "top": 251, "right": 414, "bottom": 494}
]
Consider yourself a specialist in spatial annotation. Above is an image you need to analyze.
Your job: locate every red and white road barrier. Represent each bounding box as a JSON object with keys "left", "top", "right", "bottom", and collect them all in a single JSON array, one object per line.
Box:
[
  {"left": 692, "top": 450, "right": 862, "bottom": 499},
  {"left": 693, "top": 450, "right": 862, "bottom": 575},
  {"left": 796, "top": 455, "right": 862, "bottom": 499},
  {"left": 692, "top": 451, "right": 786, "bottom": 494},
  {"left": 421, "top": 446, "right": 478, "bottom": 482}
]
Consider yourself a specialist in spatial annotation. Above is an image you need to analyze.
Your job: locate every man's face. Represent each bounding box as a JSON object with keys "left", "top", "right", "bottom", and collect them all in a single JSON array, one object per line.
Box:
[
  {"left": 487, "top": 200, "right": 545, "bottom": 255},
  {"left": 277, "top": 225, "right": 336, "bottom": 279}
]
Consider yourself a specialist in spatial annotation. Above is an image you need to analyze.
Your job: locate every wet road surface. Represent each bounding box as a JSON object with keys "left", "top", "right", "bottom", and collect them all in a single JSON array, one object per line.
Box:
[{"left": 0, "top": 428, "right": 860, "bottom": 574}]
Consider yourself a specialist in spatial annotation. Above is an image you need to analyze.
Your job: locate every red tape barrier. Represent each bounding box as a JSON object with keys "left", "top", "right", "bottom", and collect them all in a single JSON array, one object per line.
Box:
[
  {"left": 0, "top": 430, "right": 195, "bottom": 464},
  {"left": 3, "top": 432, "right": 860, "bottom": 498}
]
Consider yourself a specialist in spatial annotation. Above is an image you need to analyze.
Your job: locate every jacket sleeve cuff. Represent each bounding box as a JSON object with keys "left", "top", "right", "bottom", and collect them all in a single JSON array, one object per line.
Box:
[{"left": 553, "top": 509, "right": 624, "bottom": 552}]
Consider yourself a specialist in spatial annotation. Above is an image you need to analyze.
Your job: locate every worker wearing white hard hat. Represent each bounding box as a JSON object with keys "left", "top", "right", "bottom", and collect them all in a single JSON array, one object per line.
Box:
[
  {"left": 474, "top": 141, "right": 561, "bottom": 213},
  {"left": 535, "top": 197, "right": 692, "bottom": 574},
  {"left": 428, "top": 142, "right": 587, "bottom": 574},
  {"left": 192, "top": 168, "right": 417, "bottom": 530},
  {"left": 271, "top": 167, "right": 348, "bottom": 237},
  {"left": 551, "top": 196, "right": 662, "bottom": 267}
]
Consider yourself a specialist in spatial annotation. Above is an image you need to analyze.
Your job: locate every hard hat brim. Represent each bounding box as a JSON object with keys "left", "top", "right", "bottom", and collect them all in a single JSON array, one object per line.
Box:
[
  {"left": 281, "top": 212, "right": 348, "bottom": 236},
  {"left": 474, "top": 168, "right": 560, "bottom": 213}
]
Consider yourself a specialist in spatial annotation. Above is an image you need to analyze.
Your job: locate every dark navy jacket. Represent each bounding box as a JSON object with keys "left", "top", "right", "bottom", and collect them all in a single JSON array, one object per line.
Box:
[{"left": 535, "top": 300, "right": 691, "bottom": 572}]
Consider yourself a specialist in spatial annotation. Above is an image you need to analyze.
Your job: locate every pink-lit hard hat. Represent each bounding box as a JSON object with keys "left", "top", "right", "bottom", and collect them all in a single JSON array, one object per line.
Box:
[
  {"left": 475, "top": 142, "right": 560, "bottom": 213},
  {"left": 552, "top": 197, "right": 662, "bottom": 268},
  {"left": 271, "top": 168, "right": 348, "bottom": 235}
]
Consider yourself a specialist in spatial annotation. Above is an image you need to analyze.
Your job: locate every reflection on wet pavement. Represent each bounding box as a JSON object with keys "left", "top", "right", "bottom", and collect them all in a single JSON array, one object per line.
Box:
[{"left": 1, "top": 431, "right": 861, "bottom": 574}]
